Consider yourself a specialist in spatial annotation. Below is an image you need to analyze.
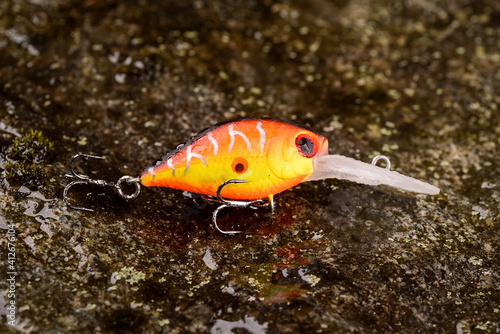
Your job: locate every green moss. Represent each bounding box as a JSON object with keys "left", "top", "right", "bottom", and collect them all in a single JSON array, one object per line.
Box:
[
  {"left": 4, "top": 161, "right": 45, "bottom": 188},
  {"left": 4, "top": 130, "right": 54, "bottom": 189},
  {"left": 7, "top": 129, "right": 54, "bottom": 163}
]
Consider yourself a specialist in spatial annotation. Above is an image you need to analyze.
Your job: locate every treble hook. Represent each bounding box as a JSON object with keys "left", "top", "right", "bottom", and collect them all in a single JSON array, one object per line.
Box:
[
  {"left": 211, "top": 179, "right": 270, "bottom": 234},
  {"left": 63, "top": 154, "right": 141, "bottom": 212}
]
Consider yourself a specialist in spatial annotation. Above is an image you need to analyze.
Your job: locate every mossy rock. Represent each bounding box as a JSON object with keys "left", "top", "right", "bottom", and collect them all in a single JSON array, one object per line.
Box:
[
  {"left": 7, "top": 129, "right": 54, "bottom": 164},
  {"left": 4, "top": 130, "right": 54, "bottom": 189}
]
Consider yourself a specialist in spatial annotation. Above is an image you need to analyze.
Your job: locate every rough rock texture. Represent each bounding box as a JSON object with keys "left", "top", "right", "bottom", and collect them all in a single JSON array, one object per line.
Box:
[{"left": 0, "top": 0, "right": 499, "bottom": 333}]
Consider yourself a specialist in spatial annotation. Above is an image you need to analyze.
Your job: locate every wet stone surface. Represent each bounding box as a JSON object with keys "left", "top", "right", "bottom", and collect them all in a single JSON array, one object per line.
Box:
[{"left": 1, "top": 0, "right": 499, "bottom": 333}]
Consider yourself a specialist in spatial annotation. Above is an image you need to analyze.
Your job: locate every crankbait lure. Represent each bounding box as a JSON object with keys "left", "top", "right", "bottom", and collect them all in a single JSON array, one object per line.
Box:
[{"left": 64, "top": 118, "right": 439, "bottom": 233}]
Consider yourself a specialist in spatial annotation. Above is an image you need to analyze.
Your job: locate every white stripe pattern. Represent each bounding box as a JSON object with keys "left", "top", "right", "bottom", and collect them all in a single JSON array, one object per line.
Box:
[
  {"left": 147, "top": 166, "right": 156, "bottom": 181},
  {"left": 228, "top": 124, "right": 252, "bottom": 153},
  {"left": 185, "top": 145, "right": 207, "bottom": 175},
  {"left": 208, "top": 133, "right": 219, "bottom": 156},
  {"left": 256, "top": 121, "right": 265, "bottom": 153},
  {"left": 167, "top": 157, "right": 175, "bottom": 176}
]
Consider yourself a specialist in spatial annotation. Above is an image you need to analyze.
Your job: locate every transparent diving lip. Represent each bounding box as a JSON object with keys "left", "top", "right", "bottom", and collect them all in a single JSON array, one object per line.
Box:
[{"left": 306, "top": 154, "right": 440, "bottom": 195}]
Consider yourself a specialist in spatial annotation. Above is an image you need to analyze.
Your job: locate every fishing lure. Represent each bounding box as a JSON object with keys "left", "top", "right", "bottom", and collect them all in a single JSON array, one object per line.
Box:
[{"left": 64, "top": 118, "right": 439, "bottom": 233}]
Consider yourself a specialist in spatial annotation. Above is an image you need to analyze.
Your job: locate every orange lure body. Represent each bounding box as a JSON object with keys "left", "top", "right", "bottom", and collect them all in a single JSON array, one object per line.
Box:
[{"left": 139, "top": 119, "right": 328, "bottom": 200}]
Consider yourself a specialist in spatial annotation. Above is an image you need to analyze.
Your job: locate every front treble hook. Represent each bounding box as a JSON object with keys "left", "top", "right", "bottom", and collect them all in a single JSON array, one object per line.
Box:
[
  {"left": 63, "top": 154, "right": 141, "bottom": 211},
  {"left": 211, "top": 179, "right": 270, "bottom": 235}
]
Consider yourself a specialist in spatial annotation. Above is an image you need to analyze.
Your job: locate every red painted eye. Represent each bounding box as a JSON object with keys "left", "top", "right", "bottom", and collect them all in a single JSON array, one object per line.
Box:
[
  {"left": 232, "top": 157, "right": 248, "bottom": 174},
  {"left": 295, "top": 133, "right": 317, "bottom": 158}
]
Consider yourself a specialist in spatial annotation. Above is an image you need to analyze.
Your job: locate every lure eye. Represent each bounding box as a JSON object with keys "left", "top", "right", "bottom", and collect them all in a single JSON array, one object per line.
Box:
[
  {"left": 232, "top": 157, "right": 248, "bottom": 174},
  {"left": 295, "top": 133, "right": 317, "bottom": 158}
]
